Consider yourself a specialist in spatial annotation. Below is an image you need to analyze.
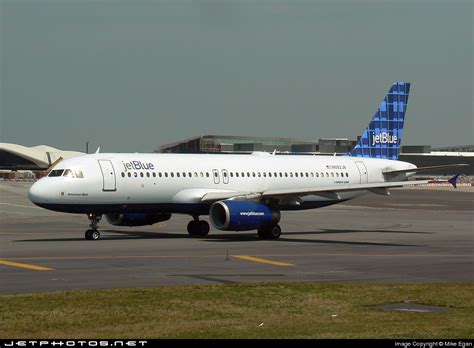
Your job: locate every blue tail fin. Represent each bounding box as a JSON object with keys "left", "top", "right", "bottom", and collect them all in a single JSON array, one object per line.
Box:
[{"left": 348, "top": 82, "right": 411, "bottom": 160}]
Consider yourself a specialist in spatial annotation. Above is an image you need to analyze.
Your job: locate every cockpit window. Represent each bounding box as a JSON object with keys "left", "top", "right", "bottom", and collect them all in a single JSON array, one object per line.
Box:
[
  {"left": 48, "top": 169, "right": 64, "bottom": 177},
  {"left": 63, "top": 169, "right": 75, "bottom": 178},
  {"left": 74, "top": 170, "right": 84, "bottom": 178}
]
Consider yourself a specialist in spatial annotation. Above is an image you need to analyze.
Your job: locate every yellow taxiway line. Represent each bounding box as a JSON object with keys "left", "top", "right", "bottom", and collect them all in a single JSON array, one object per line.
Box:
[
  {"left": 0, "top": 260, "right": 53, "bottom": 271},
  {"left": 233, "top": 255, "right": 295, "bottom": 267}
]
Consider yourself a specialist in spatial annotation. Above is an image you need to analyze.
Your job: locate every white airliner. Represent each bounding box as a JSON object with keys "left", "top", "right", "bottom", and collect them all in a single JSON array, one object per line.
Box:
[{"left": 28, "top": 82, "right": 468, "bottom": 240}]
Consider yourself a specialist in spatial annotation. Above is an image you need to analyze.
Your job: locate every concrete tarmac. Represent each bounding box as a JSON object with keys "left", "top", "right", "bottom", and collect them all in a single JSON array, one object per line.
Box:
[{"left": 0, "top": 181, "right": 473, "bottom": 294}]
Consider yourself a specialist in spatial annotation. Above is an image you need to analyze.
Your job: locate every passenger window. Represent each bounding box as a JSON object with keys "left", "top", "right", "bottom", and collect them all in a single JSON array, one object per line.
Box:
[
  {"left": 285, "top": 173, "right": 288, "bottom": 177},
  {"left": 140, "top": 172, "right": 144, "bottom": 178},
  {"left": 230, "top": 172, "right": 234, "bottom": 177},
  {"left": 188, "top": 172, "right": 192, "bottom": 177},
  {"left": 295, "top": 173, "right": 298, "bottom": 177},
  {"left": 263, "top": 173, "right": 266, "bottom": 177},
  {"left": 301, "top": 172, "right": 304, "bottom": 177},
  {"left": 121, "top": 172, "right": 125, "bottom": 178},
  {"left": 247, "top": 172, "right": 250, "bottom": 177},
  {"left": 171, "top": 173, "right": 174, "bottom": 178},
  {"left": 252, "top": 172, "right": 256, "bottom": 177},
  {"left": 165, "top": 172, "right": 168, "bottom": 178},
  {"left": 159, "top": 172, "right": 162, "bottom": 177},
  {"left": 134, "top": 172, "right": 138, "bottom": 177},
  {"left": 176, "top": 172, "right": 180, "bottom": 177},
  {"left": 183, "top": 172, "right": 186, "bottom": 177},
  {"left": 290, "top": 173, "right": 293, "bottom": 177},
  {"left": 316, "top": 173, "right": 319, "bottom": 178},
  {"left": 336, "top": 173, "right": 339, "bottom": 177},
  {"left": 194, "top": 172, "right": 198, "bottom": 177},
  {"left": 153, "top": 172, "right": 156, "bottom": 178},
  {"left": 146, "top": 172, "right": 150, "bottom": 177},
  {"left": 128, "top": 172, "right": 131, "bottom": 177},
  {"left": 235, "top": 172, "right": 239, "bottom": 177},
  {"left": 206, "top": 172, "right": 209, "bottom": 177},
  {"left": 200, "top": 172, "right": 204, "bottom": 177},
  {"left": 331, "top": 172, "right": 334, "bottom": 177}
]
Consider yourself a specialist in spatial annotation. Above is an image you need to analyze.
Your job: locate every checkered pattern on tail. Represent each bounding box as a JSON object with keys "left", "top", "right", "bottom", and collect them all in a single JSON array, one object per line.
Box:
[{"left": 349, "top": 82, "right": 410, "bottom": 160}]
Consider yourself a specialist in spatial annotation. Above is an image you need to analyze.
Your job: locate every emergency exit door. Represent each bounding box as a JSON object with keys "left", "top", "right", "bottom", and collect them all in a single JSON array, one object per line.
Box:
[{"left": 355, "top": 161, "right": 368, "bottom": 184}]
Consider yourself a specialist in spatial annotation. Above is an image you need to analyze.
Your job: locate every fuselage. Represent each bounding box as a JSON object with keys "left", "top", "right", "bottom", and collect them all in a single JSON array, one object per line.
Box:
[{"left": 28, "top": 152, "right": 415, "bottom": 215}]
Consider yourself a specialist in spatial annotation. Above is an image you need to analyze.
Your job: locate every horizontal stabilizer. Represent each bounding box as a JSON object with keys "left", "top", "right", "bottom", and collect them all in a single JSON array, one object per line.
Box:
[
  {"left": 448, "top": 174, "right": 460, "bottom": 188},
  {"left": 383, "top": 164, "right": 470, "bottom": 175}
]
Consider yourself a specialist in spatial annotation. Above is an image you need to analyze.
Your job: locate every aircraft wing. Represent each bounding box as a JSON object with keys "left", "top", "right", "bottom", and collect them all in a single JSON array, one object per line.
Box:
[
  {"left": 200, "top": 180, "right": 431, "bottom": 202},
  {"left": 383, "top": 164, "right": 469, "bottom": 175},
  {"left": 200, "top": 191, "right": 261, "bottom": 202},
  {"left": 260, "top": 180, "right": 431, "bottom": 198}
]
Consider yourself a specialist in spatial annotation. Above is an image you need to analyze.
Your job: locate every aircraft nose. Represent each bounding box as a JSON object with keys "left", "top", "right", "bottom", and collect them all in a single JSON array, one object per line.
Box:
[{"left": 28, "top": 181, "right": 52, "bottom": 204}]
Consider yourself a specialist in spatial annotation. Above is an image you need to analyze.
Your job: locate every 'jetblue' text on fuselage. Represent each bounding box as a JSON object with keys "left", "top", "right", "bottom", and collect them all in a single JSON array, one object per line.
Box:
[{"left": 122, "top": 161, "right": 155, "bottom": 172}]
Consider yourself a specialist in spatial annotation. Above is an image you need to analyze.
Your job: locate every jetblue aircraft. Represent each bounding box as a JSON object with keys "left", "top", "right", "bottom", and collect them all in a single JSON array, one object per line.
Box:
[{"left": 28, "top": 82, "right": 467, "bottom": 240}]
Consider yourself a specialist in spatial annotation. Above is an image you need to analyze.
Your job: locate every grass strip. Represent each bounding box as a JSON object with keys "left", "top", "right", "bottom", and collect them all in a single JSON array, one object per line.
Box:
[{"left": 1, "top": 282, "right": 473, "bottom": 338}]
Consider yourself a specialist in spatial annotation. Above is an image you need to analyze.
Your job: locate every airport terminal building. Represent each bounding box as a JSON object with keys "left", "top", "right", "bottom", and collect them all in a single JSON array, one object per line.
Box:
[{"left": 158, "top": 135, "right": 474, "bottom": 176}]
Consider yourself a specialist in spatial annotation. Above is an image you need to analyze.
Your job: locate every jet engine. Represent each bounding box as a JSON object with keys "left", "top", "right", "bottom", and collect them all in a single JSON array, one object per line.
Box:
[
  {"left": 209, "top": 200, "right": 280, "bottom": 231},
  {"left": 105, "top": 213, "right": 171, "bottom": 227}
]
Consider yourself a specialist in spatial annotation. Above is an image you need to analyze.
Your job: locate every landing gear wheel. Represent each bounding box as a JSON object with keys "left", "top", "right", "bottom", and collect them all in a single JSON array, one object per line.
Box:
[
  {"left": 85, "top": 213, "right": 102, "bottom": 240},
  {"left": 187, "top": 220, "right": 210, "bottom": 237},
  {"left": 197, "top": 220, "right": 210, "bottom": 236},
  {"left": 257, "top": 224, "right": 281, "bottom": 240},
  {"left": 85, "top": 229, "right": 100, "bottom": 240},
  {"left": 187, "top": 221, "right": 197, "bottom": 235}
]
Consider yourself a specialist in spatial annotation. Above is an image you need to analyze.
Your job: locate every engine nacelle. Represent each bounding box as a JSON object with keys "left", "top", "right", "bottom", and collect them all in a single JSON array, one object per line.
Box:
[
  {"left": 209, "top": 200, "right": 280, "bottom": 231},
  {"left": 105, "top": 213, "right": 171, "bottom": 227}
]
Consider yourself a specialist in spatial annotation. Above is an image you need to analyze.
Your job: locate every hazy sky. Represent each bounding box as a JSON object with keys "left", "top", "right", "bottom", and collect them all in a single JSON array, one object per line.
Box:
[{"left": 1, "top": 0, "right": 472, "bottom": 152}]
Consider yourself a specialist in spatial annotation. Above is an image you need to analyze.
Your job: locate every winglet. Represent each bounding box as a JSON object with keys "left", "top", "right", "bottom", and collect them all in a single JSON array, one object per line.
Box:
[
  {"left": 448, "top": 174, "right": 460, "bottom": 189},
  {"left": 95, "top": 147, "right": 101, "bottom": 154}
]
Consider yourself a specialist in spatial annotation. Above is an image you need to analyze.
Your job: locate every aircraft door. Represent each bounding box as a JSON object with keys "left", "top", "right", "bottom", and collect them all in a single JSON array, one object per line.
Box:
[
  {"left": 222, "top": 169, "right": 229, "bottom": 184},
  {"left": 98, "top": 160, "right": 117, "bottom": 191},
  {"left": 212, "top": 169, "right": 220, "bottom": 184},
  {"left": 355, "top": 161, "right": 368, "bottom": 184}
]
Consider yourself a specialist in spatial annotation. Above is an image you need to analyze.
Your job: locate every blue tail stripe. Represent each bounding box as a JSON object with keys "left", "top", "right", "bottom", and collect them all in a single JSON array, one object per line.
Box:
[{"left": 348, "top": 81, "right": 411, "bottom": 160}]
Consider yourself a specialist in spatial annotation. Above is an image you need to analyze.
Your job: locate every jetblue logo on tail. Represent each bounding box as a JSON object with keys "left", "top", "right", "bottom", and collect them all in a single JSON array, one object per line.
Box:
[
  {"left": 370, "top": 132, "right": 398, "bottom": 146},
  {"left": 348, "top": 81, "right": 410, "bottom": 160}
]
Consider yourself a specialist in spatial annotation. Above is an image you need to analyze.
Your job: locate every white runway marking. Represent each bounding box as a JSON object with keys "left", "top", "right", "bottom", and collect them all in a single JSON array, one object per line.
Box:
[{"left": 0, "top": 202, "right": 42, "bottom": 209}]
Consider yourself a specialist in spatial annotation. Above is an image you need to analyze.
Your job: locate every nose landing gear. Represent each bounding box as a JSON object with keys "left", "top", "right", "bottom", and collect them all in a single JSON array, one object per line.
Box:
[{"left": 85, "top": 214, "right": 102, "bottom": 240}]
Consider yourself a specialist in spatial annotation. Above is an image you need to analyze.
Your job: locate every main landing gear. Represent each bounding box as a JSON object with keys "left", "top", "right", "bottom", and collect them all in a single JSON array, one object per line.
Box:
[
  {"left": 257, "top": 224, "right": 282, "bottom": 240},
  {"left": 187, "top": 216, "right": 210, "bottom": 237},
  {"left": 85, "top": 213, "right": 102, "bottom": 240}
]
